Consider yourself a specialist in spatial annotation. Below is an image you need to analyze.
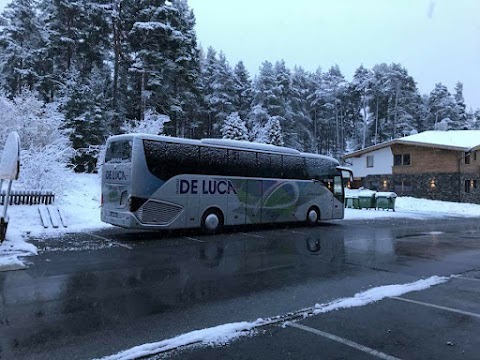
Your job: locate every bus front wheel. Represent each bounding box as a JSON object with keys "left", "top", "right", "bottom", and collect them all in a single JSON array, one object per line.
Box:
[
  {"left": 306, "top": 207, "right": 320, "bottom": 226},
  {"left": 201, "top": 209, "right": 224, "bottom": 234}
]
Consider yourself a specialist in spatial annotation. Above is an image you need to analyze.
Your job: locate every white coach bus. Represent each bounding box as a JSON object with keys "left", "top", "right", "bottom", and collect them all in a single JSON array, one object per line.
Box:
[{"left": 101, "top": 134, "right": 351, "bottom": 233}]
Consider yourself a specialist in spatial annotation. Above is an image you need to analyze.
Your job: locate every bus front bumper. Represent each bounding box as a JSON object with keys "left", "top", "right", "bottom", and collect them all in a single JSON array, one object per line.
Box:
[{"left": 101, "top": 209, "right": 139, "bottom": 228}]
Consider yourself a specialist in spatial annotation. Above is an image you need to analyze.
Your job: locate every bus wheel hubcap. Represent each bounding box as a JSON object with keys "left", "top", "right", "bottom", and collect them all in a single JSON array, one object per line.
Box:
[
  {"left": 205, "top": 214, "right": 219, "bottom": 230},
  {"left": 308, "top": 210, "right": 318, "bottom": 223}
]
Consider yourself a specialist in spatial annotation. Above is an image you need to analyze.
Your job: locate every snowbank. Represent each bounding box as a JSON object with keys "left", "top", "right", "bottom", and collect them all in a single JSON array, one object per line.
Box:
[{"left": 0, "top": 173, "right": 109, "bottom": 269}]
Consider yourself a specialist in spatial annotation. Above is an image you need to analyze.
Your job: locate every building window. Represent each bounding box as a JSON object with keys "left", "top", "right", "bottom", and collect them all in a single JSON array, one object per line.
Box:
[
  {"left": 394, "top": 154, "right": 411, "bottom": 166},
  {"left": 465, "top": 152, "right": 471, "bottom": 165},
  {"left": 366, "top": 155, "right": 374, "bottom": 168},
  {"left": 474, "top": 151, "right": 477, "bottom": 161},
  {"left": 473, "top": 180, "right": 478, "bottom": 189},
  {"left": 394, "top": 154, "right": 402, "bottom": 166},
  {"left": 394, "top": 180, "right": 411, "bottom": 193},
  {"left": 465, "top": 180, "right": 470, "bottom": 193}
]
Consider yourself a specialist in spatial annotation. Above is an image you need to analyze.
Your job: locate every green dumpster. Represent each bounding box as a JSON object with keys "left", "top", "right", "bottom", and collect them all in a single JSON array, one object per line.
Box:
[
  {"left": 358, "top": 190, "right": 376, "bottom": 209},
  {"left": 344, "top": 189, "right": 360, "bottom": 209},
  {"left": 345, "top": 195, "right": 360, "bottom": 209},
  {"left": 375, "top": 192, "right": 397, "bottom": 211}
]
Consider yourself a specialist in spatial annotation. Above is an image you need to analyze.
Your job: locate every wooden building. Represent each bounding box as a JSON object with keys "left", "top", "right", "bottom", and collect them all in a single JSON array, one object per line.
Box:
[{"left": 343, "top": 130, "right": 480, "bottom": 203}]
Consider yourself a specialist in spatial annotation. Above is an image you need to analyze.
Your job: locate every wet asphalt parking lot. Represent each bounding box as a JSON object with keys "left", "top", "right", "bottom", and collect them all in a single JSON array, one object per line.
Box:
[{"left": 1, "top": 216, "right": 480, "bottom": 360}]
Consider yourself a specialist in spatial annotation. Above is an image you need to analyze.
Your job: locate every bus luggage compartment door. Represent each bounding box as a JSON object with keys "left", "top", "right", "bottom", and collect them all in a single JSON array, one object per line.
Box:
[
  {"left": 226, "top": 179, "right": 247, "bottom": 226},
  {"left": 245, "top": 180, "right": 263, "bottom": 224}
]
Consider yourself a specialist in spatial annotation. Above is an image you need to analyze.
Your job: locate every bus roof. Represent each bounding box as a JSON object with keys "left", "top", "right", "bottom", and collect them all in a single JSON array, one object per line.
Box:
[
  {"left": 106, "top": 133, "right": 339, "bottom": 164},
  {"left": 200, "top": 138, "right": 301, "bottom": 155}
]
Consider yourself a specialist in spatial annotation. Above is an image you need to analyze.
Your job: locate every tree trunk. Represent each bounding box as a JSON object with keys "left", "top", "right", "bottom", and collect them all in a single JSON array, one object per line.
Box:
[
  {"left": 393, "top": 83, "right": 400, "bottom": 139},
  {"left": 375, "top": 92, "right": 379, "bottom": 145}
]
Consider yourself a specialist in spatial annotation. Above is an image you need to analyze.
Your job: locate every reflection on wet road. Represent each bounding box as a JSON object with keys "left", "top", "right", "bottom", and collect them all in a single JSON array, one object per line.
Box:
[{"left": 2, "top": 218, "right": 480, "bottom": 359}]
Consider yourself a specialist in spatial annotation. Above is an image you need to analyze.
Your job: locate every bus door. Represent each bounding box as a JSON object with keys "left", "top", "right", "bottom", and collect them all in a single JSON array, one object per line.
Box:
[
  {"left": 226, "top": 178, "right": 247, "bottom": 226},
  {"left": 332, "top": 175, "right": 344, "bottom": 219},
  {"left": 246, "top": 179, "right": 263, "bottom": 224}
]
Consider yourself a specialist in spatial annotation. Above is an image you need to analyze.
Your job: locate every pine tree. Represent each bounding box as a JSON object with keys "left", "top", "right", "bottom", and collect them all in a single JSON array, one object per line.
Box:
[
  {"left": 289, "top": 66, "right": 313, "bottom": 151},
  {"left": 199, "top": 48, "right": 235, "bottom": 137},
  {"left": 251, "top": 61, "right": 277, "bottom": 114},
  {"left": 322, "top": 65, "right": 347, "bottom": 157},
  {"left": 428, "top": 83, "right": 456, "bottom": 130},
  {"left": 233, "top": 61, "right": 253, "bottom": 121},
  {"left": 306, "top": 67, "right": 324, "bottom": 153},
  {"left": 351, "top": 65, "right": 373, "bottom": 148},
  {"left": 453, "top": 82, "right": 467, "bottom": 128},
  {"left": 247, "top": 105, "right": 270, "bottom": 142},
  {"left": 0, "top": 0, "right": 48, "bottom": 98},
  {"left": 62, "top": 67, "right": 105, "bottom": 172},
  {"left": 265, "top": 116, "right": 284, "bottom": 146},
  {"left": 221, "top": 112, "right": 249, "bottom": 140}
]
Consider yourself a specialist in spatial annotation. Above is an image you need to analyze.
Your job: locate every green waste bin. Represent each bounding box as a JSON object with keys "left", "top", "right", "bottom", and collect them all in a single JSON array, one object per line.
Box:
[
  {"left": 345, "top": 195, "right": 360, "bottom": 209},
  {"left": 375, "top": 192, "right": 397, "bottom": 211},
  {"left": 358, "top": 190, "right": 377, "bottom": 209}
]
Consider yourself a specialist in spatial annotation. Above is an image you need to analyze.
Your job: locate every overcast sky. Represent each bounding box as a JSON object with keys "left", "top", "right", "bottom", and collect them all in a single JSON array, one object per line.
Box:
[
  {"left": 189, "top": 0, "right": 480, "bottom": 110},
  {"left": 0, "top": 0, "right": 478, "bottom": 109}
]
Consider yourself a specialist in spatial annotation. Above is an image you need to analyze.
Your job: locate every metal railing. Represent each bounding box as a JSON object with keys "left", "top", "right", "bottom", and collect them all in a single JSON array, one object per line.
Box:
[{"left": 0, "top": 190, "right": 55, "bottom": 206}]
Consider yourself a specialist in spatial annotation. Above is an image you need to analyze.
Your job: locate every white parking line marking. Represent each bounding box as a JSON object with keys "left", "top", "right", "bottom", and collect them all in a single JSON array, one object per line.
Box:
[
  {"left": 391, "top": 297, "right": 480, "bottom": 319},
  {"left": 184, "top": 236, "right": 205, "bottom": 243},
  {"left": 286, "top": 322, "right": 402, "bottom": 360},
  {"left": 241, "top": 232, "right": 264, "bottom": 239},
  {"left": 452, "top": 275, "right": 480, "bottom": 283},
  {"left": 89, "top": 234, "right": 133, "bottom": 250}
]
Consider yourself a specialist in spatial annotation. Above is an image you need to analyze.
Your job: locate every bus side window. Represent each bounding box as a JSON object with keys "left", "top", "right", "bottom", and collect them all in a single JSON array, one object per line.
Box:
[
  {"left": 226, "top": 149, "right": 258, "bottom": 177},
  {"left": 240, "top": 151, "right": 257, "bottom": 177},
  {"left": 256, "top": 153, "right": 272, "bottom": 178},
  {"left": 200, "top": 147, "right": 227, "bottom": 175},
  {"left": 283, "top": 155, "right": 305, "bottom": 180},
  {"left": 144, "top": 140, "right": 169, "bottom": 180},
  {"left": 306, "top": 158, "right": 320, "bottom": 180},
  {"left": 165, "top": 143, "right": 199, "bottom": 177},
  {"left": 270, "top": 154, "right": 283, "bottom": 179}
]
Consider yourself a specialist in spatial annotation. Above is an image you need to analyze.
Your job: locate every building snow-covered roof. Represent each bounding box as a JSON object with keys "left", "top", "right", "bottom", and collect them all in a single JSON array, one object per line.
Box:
[
  {"left": 344, "top": 130, "right": 480, "bottom": 159},
  {"left": 399, "top": 130, "right": 480, "bottom": 150}
]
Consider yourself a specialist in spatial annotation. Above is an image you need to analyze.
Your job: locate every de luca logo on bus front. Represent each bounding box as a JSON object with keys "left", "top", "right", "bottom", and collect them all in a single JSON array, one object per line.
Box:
[{"left": 176, "top": 178, "right": 238, "bottom": 195}]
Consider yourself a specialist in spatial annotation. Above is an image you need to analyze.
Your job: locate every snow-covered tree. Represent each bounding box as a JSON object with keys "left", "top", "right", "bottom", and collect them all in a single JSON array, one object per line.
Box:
[
  {"left": 233, "top": 61, "right": 253, "bottom": 121},
  {"left": 0, "top": 91, "right": 73, "bottom": 192},
  {"left": 122, "top": 109, "right": 170, "bottom": 134},
  {"left": 289, "top": 66, "right": 313, "bottom": 151},
  {"left": 247, "top": 105, "right": 270, "bottom": 143},
  {"left": 428, "top": 83, "right": 456, "bottom": 130},
  {"left": 453, "top": 81, "right": 467, "bottom": 127},
  {"left": 351, "top": 65, "right": 373, "bottom": 148},
  {"left": 62, "top": 68, "right": 106, "bottom": 173},
  {"left": 221, "top": 112, "right": 249, "bottom": 140},
  {"left": 0, "top": 0, "right": 48, "bottom": 99},
  {"left": 265, "top": 116, "right": 284, "bottom": 146}
]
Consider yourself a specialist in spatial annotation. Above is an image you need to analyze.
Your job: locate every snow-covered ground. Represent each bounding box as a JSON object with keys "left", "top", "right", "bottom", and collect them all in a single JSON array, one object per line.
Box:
[{"left": 2, "top": 173, "right": 480, "bottom": 269}]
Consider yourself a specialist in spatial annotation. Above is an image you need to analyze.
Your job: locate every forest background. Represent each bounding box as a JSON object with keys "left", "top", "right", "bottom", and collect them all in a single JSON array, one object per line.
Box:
[{"left": 0, "top": 0, "right": 478, "bottom": 191}]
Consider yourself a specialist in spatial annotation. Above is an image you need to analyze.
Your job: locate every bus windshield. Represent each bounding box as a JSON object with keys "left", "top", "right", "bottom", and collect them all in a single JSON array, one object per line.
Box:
[{"left": 105, "top": 140, "right": 132, "bottom": 164}]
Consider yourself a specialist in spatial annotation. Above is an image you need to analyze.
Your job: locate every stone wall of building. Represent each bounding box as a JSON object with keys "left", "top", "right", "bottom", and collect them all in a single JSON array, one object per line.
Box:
[
  {"left": 460, "top": 174, "right": 480, "bottom": 203},
  {"left": 362, "top": 173, "right": 461, "bottom": 202}
]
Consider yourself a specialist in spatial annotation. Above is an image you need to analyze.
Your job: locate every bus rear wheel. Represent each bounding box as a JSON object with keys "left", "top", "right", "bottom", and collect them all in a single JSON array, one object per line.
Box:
[
  {"left": 201, "top": 208, "right": 224, "bottom": 234},
  {"left": 306, "top": 207, "right": 320, "bottom": 226}
]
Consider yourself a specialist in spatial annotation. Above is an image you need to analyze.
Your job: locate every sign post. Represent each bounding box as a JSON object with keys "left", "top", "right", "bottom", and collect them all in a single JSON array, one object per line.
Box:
[{"left": 0, "top": 131, "right": 20, "bottom": 243}]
